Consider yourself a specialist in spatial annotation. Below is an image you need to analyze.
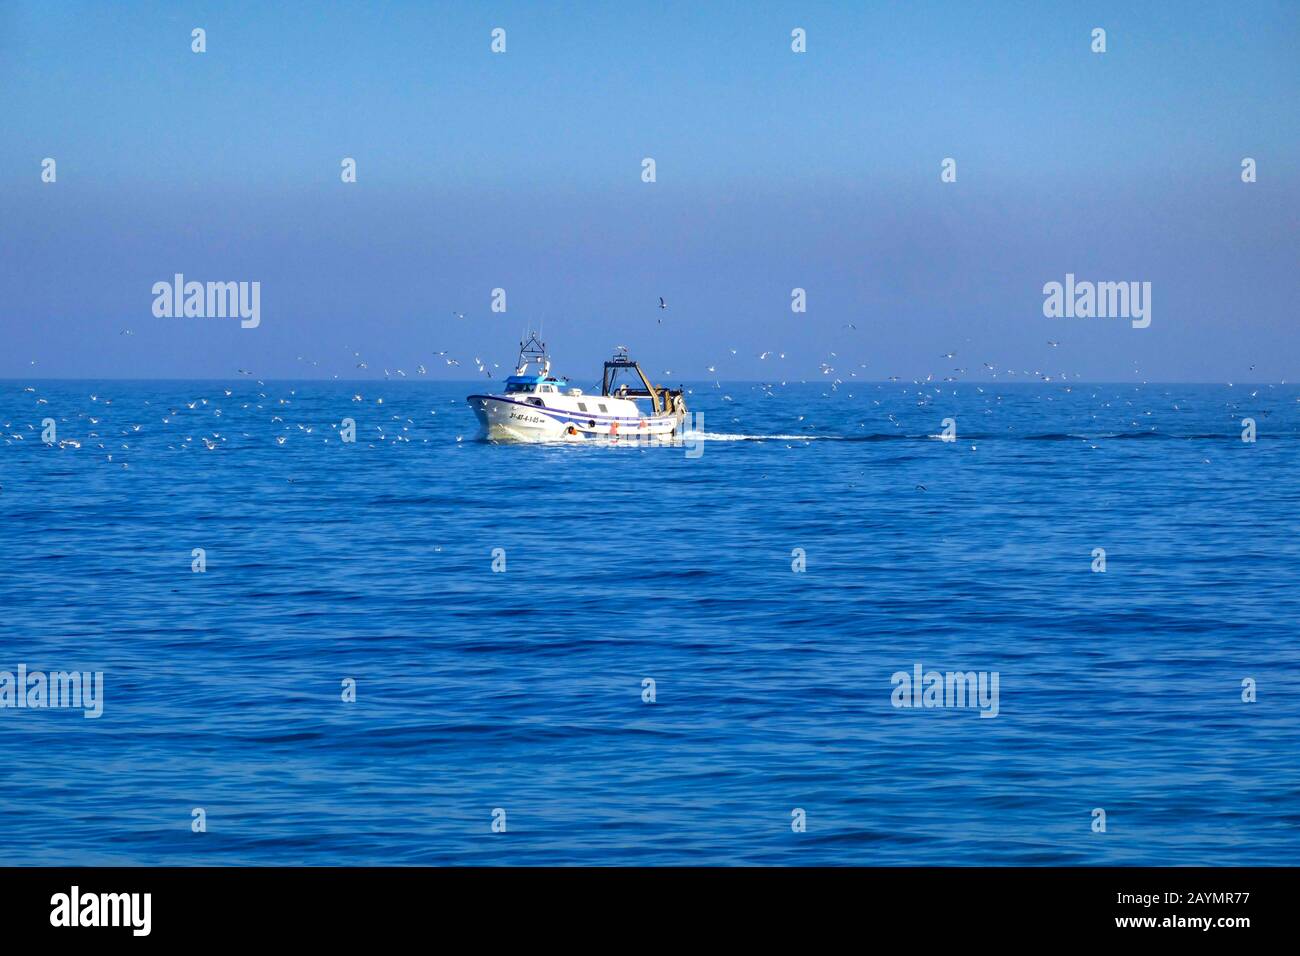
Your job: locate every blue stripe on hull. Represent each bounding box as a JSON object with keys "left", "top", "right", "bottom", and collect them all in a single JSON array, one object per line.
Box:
[{"left": 468, "top": 394, "right": 678, "bottom": 427}]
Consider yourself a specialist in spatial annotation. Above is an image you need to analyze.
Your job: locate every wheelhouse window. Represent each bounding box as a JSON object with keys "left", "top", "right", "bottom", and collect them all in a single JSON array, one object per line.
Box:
[
  {"left": 506, "top": 383, "right": 535, "bottom": 394},
  {"left": 598, "top": 403, "right": 608, "bottom": 413},
  {"left": 577, "top": 402, "right": 588, "bottom": 412}
]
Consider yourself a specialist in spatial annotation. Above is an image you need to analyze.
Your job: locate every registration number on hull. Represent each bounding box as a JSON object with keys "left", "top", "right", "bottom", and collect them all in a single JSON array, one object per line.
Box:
[{"left": 508, "top": 412, "right": 547, "bottom": 425}]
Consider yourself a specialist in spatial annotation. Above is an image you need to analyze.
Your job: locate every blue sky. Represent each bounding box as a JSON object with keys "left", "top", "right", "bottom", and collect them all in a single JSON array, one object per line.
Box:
[{"left": 1, "top": 1, "right": 1297, "bottom": 382}]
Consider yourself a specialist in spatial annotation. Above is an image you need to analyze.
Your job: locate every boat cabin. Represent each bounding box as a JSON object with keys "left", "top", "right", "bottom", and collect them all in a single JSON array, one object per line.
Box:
[
  {"left": 504, "top": 376, "right": 568, "bottom": 394},
  {"left": 505, "top": 374, "right": 571, "bottom": 406}
]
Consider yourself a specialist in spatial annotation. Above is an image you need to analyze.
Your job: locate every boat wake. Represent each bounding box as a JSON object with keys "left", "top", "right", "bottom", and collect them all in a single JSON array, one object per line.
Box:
[
  {"left": 687, "top": 430, "right": 1272, "bottom": 443},
  {"left": 493, "top": 429, "right": 1278, "bottom": 447},
  {"left": 685, "top": 431, "right": 822, "bottom": 442}
]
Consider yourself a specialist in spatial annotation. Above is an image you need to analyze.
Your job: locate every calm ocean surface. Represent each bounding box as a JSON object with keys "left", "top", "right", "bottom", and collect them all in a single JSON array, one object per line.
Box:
[{"left": 2, "top": 379, "right": 1297, "bottom": 865}]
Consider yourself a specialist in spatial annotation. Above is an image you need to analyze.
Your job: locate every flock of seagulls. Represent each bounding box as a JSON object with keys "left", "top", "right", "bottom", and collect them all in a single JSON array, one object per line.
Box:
[{"left": 4, "top": 296, "right": 1288, "bottom": 471}]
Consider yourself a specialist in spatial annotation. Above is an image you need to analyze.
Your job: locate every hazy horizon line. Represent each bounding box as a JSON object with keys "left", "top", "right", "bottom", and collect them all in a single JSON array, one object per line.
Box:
[{"left": 1, "top": 377, "right": 1288, "bottom": 387}]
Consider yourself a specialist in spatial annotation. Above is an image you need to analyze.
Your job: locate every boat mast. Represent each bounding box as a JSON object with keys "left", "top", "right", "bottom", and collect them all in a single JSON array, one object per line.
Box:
[{"left": 516, "top": 331, "right": 549, "bottom": 376}]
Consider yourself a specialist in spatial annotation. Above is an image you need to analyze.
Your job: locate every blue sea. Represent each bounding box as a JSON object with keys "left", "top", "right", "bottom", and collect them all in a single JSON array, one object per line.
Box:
[{"left": 2, "top": 379, "right": 1297, "bottom": 865}]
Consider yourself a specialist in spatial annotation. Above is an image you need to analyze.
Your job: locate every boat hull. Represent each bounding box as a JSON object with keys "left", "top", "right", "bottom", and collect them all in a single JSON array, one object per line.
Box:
[{"left": 467, "top": 394, "right": 683, "bottom": 443}]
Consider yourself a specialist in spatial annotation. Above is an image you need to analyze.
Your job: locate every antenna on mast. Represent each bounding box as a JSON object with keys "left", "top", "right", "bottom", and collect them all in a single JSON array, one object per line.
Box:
[{"left": 516, "top": 330, "right": 549, "bottom": 376}]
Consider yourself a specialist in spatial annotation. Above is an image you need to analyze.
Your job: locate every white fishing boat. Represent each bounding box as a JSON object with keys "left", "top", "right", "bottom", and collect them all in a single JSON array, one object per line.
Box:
[{"left": 468, "top": 333, "right": 688, "bottom": 442}]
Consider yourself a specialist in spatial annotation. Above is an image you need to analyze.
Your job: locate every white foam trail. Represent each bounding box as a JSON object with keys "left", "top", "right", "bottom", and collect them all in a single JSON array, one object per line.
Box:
[{"left": 686, "top": 431, "right": 822, "bottom": 442}]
